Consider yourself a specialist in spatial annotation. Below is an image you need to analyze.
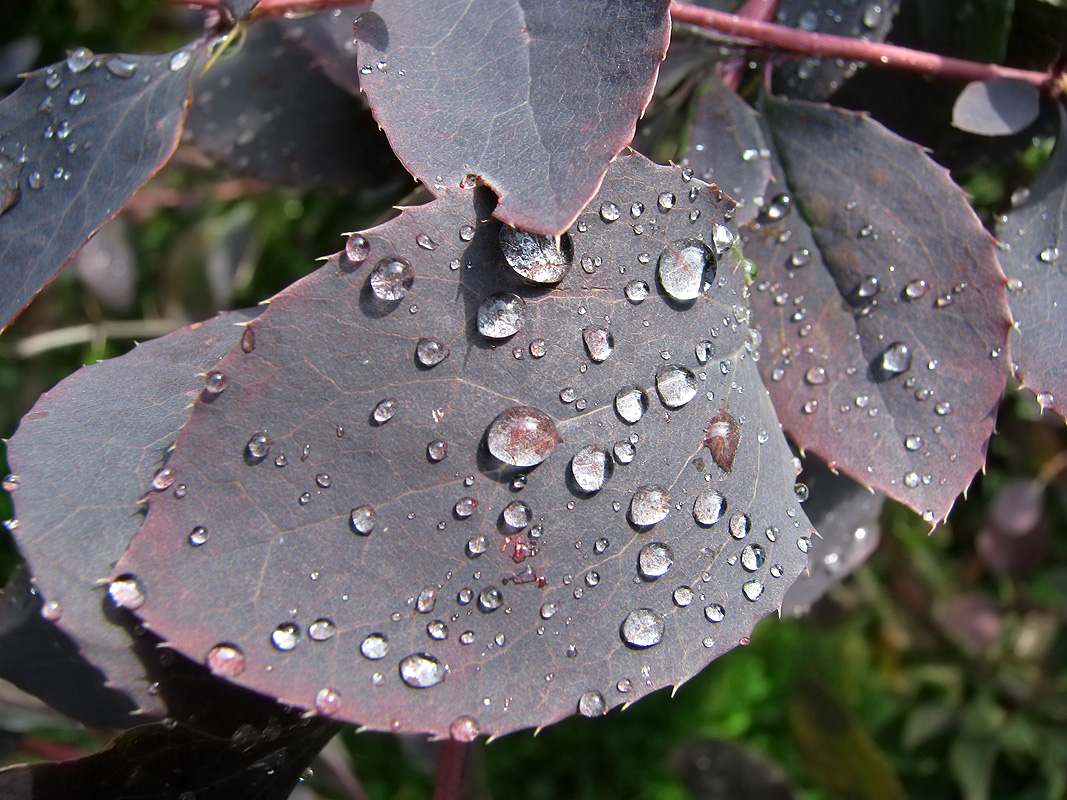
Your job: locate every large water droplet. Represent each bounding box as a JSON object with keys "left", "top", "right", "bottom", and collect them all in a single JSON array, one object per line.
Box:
[
  {"left": 206, "top": 644, "right": 245, "bottom": 677},
  {"left": 309, "top": 618, "right": 337, "bottom": 641},
  {"left": 500, "top": 226, "right": 569, "bottom": 283},
  {"left": 399, "top": 653, "right": 447, "bottom": 688},
  {"left": 450, "top": 715, "right": 481, "bottom": 741},
  {"left": 877, "top": 341, "right": 912, "bottom": 376},
  {"left": 427, "top": 440, "right": 448, "bottom": 462},
  {"left": 742, "top": 580, "right": 764, "bottom": 601},
  {"left": 360, "top": 633, "right": 389, "bottom": 659},
  {"left": 629, "top": 485, "right": 670, "bottom": 526},
  {"left": 350, "top": 505, "right": 376, "bottom": 535},
  {"left": 372, "top": 398, "right": 399, "bottom": 423},
  {"left": 486, "top": 406, "right": 561, "bottom": 467},
  {"left": 638, "top": 542, "right": 674, "bottom": 580},
  {"left": 369, "top": 257, "right": 414, "bottom": 300},
  {"left": 477, "top": 293, "right": 525, "bottom": 338},
  {"left": 704, "top": 604, "right": 725, "bottom": 622},
  {"left": 578, "top": 690, "right": 606, "bottom": 716},
  {"left": 657, "top": 239, "right": 715, "bottom": 301},
  {"left": 271, "top": 622, "right": 300, "bottom": 651},
  {"left": 582, "top": 327, "right": 615, "bottom": 362},
  {"left": 204, "top": 370, "right": 227, "bottom": 395},
  {"left": 478, "top": 586, "right": 503, "bottom": 612},
  {"left": 673, "top": 586, "right": 694, "bottom": 607},
  {"left": 502, "top": 500, "right": 532, "bottom": 529},
  {"left": 693, "top": 490, "right": 727, "bottom": 526},
  {"left": 108, "top": 575, "right": 145, "bottom": 610},
  {"left": 454, "top": 496, "right": 478, "bottom": 518},
  {"left": 168, "top": 48, "right": 191, "bottom": 71},
  {"left": 600, "top": 202, "right": 621, "bottom": 222},
  {"left": 614, "top": 387, "right": 648, "bottom": 423},
  {"left": 624, "top": 280, "right": 650, "bottom": 304},
  {"left": 66, "top": 47, "right": 94, "bottom": 73},
  {"left": 246, "top": 432, "right": 272, "bottom": 460},
  {"left": 729, "top": 512, "right": 751, "bottom": 539},
  {"left": 345, "top": 233, "right": 370, "bottom": 263},
  {"left": 740, "top": 544, "right": 765, "bottom": 572},
  {"left": 620, "top": 608, "right": 664, "bottom": 648},
  {"left": 656, "top": 365, "right": 698, "bottom": 408},
  {"left": 414, "top": 337, "right": 450, "bottom": 368},
  {"left": 571, "top": 445, "right": 610, "bottom": 492}
]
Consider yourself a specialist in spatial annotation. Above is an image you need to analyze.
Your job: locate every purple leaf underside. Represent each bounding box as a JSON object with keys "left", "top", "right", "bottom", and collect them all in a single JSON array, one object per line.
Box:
[
  {"left": 5, "top": 310, "right": 259, "bottom": 715},
  {"left": 997, "top": 104, "right": 1067, "bottom": 420},
  {"left": 279, "top": 4, "right": 372, "bottom": 96},
  {"left": 117, "top": 153, "right": 814, "bottom": 739},
  {"left": 745, "top": 95, "right": 1011, "bottom": 523},
  {"left": 356, "top": 0, "right": 672, "bottom": 236},
  {"left": 0, "top": 39, "right": 216, "bottom": 332}
]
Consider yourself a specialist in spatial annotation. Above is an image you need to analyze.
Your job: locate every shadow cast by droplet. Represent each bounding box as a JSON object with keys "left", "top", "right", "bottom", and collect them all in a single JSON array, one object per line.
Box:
[
  {"left": 352, "top": 11, "right": 388, "bottom": 51},
  {"left": 358, "top": 277, "right": 403, "bottom": 319},
  {"left": 474, "top": 427, "right": 542, "bottom": 487}
]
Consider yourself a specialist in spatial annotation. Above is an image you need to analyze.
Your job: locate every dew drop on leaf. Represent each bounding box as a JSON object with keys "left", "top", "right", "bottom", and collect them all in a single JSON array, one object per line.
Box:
[
  {"left": 66, "top": 47, "right": 94, "bottom": 73},
  {"left": 427, "top": 440, "right": 448, "bottom": 462},
  {"left": 107, "top": 575, "right": 145, "bottom": 610},
  {"left": 624, "top": 279, "right": 650, "bottom": 304},
  {"left": 399, "top": 653, "right": 447, "bottom": 688},
  {"left": 637, "top": 542, "right": 674, "bottom": 580},
  {"left": 477, "top": 293, "right": 526, "bottom": 338},
  {"left": 656, "top": 364, "right": 698, "bottom": 408},
  {"left": 486, "top": 406, "right": 561, "bottom": 467},
  {"left": 673, "top": 586, "right": 694, "bottom": 607},
  {"left": 372, "top": 398, "right": 399, "bottom": 423},
  {"left": 478, "top": 586, "right": 503, "bottom": 612},
  {"left": 415, "top": 337, "right": 450, "bottom": 367},
  {"left": 350, "top": 505, "right": 376, "bottom": 535},
  {"left": 345, "top": 234, "right": 370, "bottom": 263},
  {"left": 620, "top": 608, "right": 664, "bottom": 648},
  {"left": 704, "top": 604, "right": 725, "bottom": 623},
  {"left": 502, "top": 500, "right": 532, "bottom": 529},
  {"left": 742, "top": 580, "right": 764, "bottom": 601},
  {"left": 360, "top": 633, "right": 389, "bottom": 660},
  {"left": 450, "top": 715, "right": 481, "bottom": 742},
  {"left": 206, "top": 644, "right": 245, "bottom": 677},
  {"left": 151, "top": 467, "right": 176, "bottom": 491},
  {"left": 693, "top": 490, "right": 727, "bottom": 526},
  {"left": 570, "top": 445, "right": 611, "bottom": 492},
  {"left": 599, "top": 202, "right": 621, "bottom": 222},
  {"left": 578, "top": 690, "right": 606, "bottom": 716},
  {"left": 271, "top": 622, "right": 300, "bottom": 651},
  {"left": 369, "top": 257, "right": 414, "bottom": 301},
  {"left": 657, "top": 239, "right": 714, "bottom": 301},
  {"left": 614, "top": 386, "right": 648, "bottom": 423},
  {"left": 315, "top": 688, "right": 341, "bottom": 716},
  {"left": 204, "top": 370, "right": 227, "bottom": 395},
  {"left": 246, "top": 432, "right": 272, "bottom": 459},
  {"left": 877, "top": 342, "right": 912, "bottom": 376},
  {"left": 629, "top": 485, "right": 670, "bottom": 526},
  {"left": 582, "top": 327, "right": 615, "bottom": 362},
  {"left": 309, "top": 618, "right": 337, "bottom": 641},
  {"left": 454, "top": 497, "right": 478, "bottom": 518},
  {"left": 740, "top": 544, "right": 765, "bottom": 572},
  {"left": 499, "top": 226, "right": 569, "bottom": 283},
  {"left": 729, "top": 512, "right": 751, "bottom": 539}
]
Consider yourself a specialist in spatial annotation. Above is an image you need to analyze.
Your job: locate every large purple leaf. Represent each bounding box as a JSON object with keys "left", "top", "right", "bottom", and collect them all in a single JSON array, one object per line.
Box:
[
  {"left": 0, "top": 39, "right": 216, "bottom": 333},
  {"left": 997, "top": 104, "right": 1067, "bottom": 419},
  {"left": 744, "top": 95, "right": 1012, "bottom": 523},
  {"left": 0, "top": 718, "right": 337, "bottom": 800},
  {"left": 186, "top": 19, "right": 408, "bottom": 199},
  {"left": 279, "top": 4, "right": 372, "bottom": 96},
  {"left": 355, "top": 0, "right": 672, "bottom": 236},
  {"left": 682, "top": 73, "right": 772, "bottom": 226},
  {"left": 117, "top": 153, "right": 813, "bottom": 739},
  {"left": 4, "top": 309, "right": 258, "bottom": 716}
]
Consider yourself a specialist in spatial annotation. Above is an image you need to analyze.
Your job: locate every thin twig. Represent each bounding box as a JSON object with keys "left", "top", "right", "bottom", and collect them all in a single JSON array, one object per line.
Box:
[
  {"left": 670, "top": 2, "right": 1052, "bottom": 88},
  {"left": 431, "top": 740, "right": 469, "bottom": 800},
  {"left": 163, "top": 0, "right": 358, "bottom": 14},
  {"left": 13, "top": 320, "right": 184, "bottom": 359}
]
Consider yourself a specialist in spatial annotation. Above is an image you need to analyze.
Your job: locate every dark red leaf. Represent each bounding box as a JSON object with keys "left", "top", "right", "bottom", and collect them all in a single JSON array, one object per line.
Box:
[
  {"left": 682, "top": 73, "right": 773, "bottom": 226},
  {"left": 279, "top": 4, "right": 372, "bottom": 96},
  {"left": 117, "top": 153, "right": 813, "bottom": 739},
  {"left": 4, "top": 310, "right": 258, "bottom": 715},
  {"left": 355, "top": 0, "right": 672, "bottom": 236},
  {"left": 997, "top": 104, "right": 1067, "bottom": 419},
  {"left": 0, "top": 39, "right": 217, "bottom": 332},
  {"left": 187, "top": 20, "right": 409, "bottom": 199},
  {"left": 0, "top": 718, "right": 337, "bottom": 800},
  {"left": 745, "top": 95, "right": 1012, "bottom": 523}
]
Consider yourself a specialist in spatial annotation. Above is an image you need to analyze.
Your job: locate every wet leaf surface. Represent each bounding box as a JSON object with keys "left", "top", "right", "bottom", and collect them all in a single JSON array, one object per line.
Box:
[
  {"left": 355, "top": 0, "right": 671, "bottom": 236},
  {"left": 772, "top": 0, "right": 899, "bottom": 101},
  {"left": 279, "top": 4, "right": 372, "bottom": 97},
  {"left": 5, "top": 310, "right": 258, "bottom": 715},
  {"left": 952, "top": 78, "right": 1042, "bottom": 136},
  {"left": 682, "top": 74, "right": 773, "bottom": 226},
  {"left": 0, "top": 39, "right": 215, "bottom": 332},
  {"left": 997, "top": 105, "right": 1067, "bottom": 419},
  {"left": 0, "top": 717, "right": 337, "bottom": 800},
  {"left": 118, "top": 153, "right": 813, "bottom": 739},
  {"left": 781, "top": 458, "right": 883, "bottom": 617},
  {"left": 187, "top": 20, "right": 408, "bottom": 199},
  {"left": 745, "top": 95, "right": 1012, "bottom": 522}
]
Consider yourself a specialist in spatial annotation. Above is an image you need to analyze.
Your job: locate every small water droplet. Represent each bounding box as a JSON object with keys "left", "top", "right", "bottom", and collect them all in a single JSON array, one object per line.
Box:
[
  {"left": 416, "top": 587, "right": 438, "bottom": 613},
  {"left": 877, "top": 342, "right": 912, "bottom": 376},
  {"left": 704, "top": 604, "right": 725, "bottom": 623},
  {"left": 271, "top": 622, "right": 300, "bottom": 651},
  {"left": 369, "top": 257, "right": 414, "bottom": 301},
  {"left": 1039, "top": 246, "right": 1061, "bottom": 263},
  {"left": 350, "top": 505, "right": 376, "bottom": 535},
  {"left": 790, "top": 248, "right": 811, "bottom": 268},
  {"left": 151, "top": 467, "right": 176, "bottom": 491},
  {"left": 729, "top": 513, "right": 751, "bottom": 539},
  {"left": 638, "top": 542, "right": 674, "bottom": 580},
  {"left": 904, "top": 434, "right": 922, "bottom": 451},
  {"left": 168, "top": 49, "right": 191, "bottom": 71},
  {"left": 309, "top": 618, "right": 336, "bottom": 641},
  {"left": 620, "top": 608, "right": 664, "bottom": 648},
  {"left": 629, "top": 485, "right": 670, "bottom": 526},
  {"left": 903, "top": 279, "right": 927, "bottom": 300},
  {"left": 246, "top": 432, "right": 272, "bottom": 460},
  {"left": 450, "top": 715, "right": 481, "bottom": 741},
  {"left": 657, "top": 191, "right": 676, "bottom": 211},
  {"left": 399, "top": 653, "right": 447, "bottom": 688},
  {"left": 372, "top": 398, "right": 398, "bottom": 423},
  {"left": 656, "top": 364, "right": 698, "bottom": 408},
  {"left": 240, "top": 327, "right": 255, "bottom": 353},
  {"left": 673, "top": 586, "right": 694, "bottom": 607},
  {"left": 614, "top": 386, "right": 648, "bottom": 423},
  {"left": 582, "top": 327, "right": 615, "bottom": 362},
  {"left": 804, "top": 366, "right": 828, "bottom": 385},
  {"left": 360, "top": 633, "right": 389, "bottom": 659},
  {"left": 66, "top": 47, "right": 94, "bottom": 73},
  {"left": 104, "top": 56, "right": 136, "bottom": 78},
  {"left": 478, "top": 586, "right": 503, "bottom": 612},
  {"left": 477, "top": 293, "right": 525, "bottom": 338},
  {"left": 415, "top": 232, "right": 437, "bottom": 250},
  {"left": 571, "top": 445, "right": 611, "bottom": 492},
  {"left": 624, "top": 279, "right": 650, "bottom": 304},
  {"left": 67, "top": 87, "right": 86, "bottom": 106},
  {"left": 189, "top": 526, "right": 208, "bottom": 546},
  {"left": 613, "top": 441, "right": 636, "bottom": 464},
  {"left": 600, "top": 202, "right": 621, "bottom": 222},
  {"left": 427, "top": 440, "right": 448, "bottom": 462},
  {"left": 502, "top": 500, "right": 532, "bottom": 529},
  {"left": 415, "top": 337, "right": 450, "bottom": 367},
  {"left": 108, "top": 575, "right": 145, "bottom": 610},
  {"left": 578, "top": 690, "right": 606, "bottom": 716},
  {"left": 740, "top": 544, "right": 765, "bottom": 572},
  {"left": 693, "top": 490, "right": 727, "bottom": 526},
  {"left": 315, "top": 687, "right": 341, "bottom": 716},
  {"left": 207, "top": 644, "right": 245, "bottom": 677},
  {"left": 486, "top": 406, "right": 561, "bottom": 466},
  {"left": 935, "top": 400, "right": 953, "bottom": 415}
]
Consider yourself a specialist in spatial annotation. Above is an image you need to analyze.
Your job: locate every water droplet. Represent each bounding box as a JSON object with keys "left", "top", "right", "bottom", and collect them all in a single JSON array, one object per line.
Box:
[
  {"left": 67, "top": 87, "right": 86, "bottom": 107},
  {"left": 529, "top": 339, "right": 547, "bottom": 358},
  {"left": 271, "top": 622, "right": 300, "bottom": 651},
  {"left": 207, "top": 644, "right": 245, "bottom": 677},
  {"left": 189, "top": 526, "right": 208, "bottom": 546},
  {"left": 614, "top": 387, "right": 648, "bottom": 423},
  {"left": 729, "top": 512, "right": 750, "bottom": 539},
  {"left": 427, "top": 440, "right": 448, "bottom": 462},
  {"left": 246, "top": 432, "right": 271, "bottom": 460},
  {"left": 794, "top": 483, "right": 808, "bottom": 502},
  {"left": 903, "top": 279, "right": 927, "bottom": 300},
  {"left": 203, "top": 370, "right": 227, "bottom": 395},
  {"left": 624, "top": 279, "right": 650, "bottom": 304},
  {"left": 315, "top": 687, "right": 341, "bottom": 716},
  {"left": 613, "top": 441, "right": 636, "bottom": 464},
  {"left": 704, "top": 604, "right": 725, "bottom": 623},
  {"left": 399, "top": 653, "right": 447, "bottom": 688},
  {"left": 66, "top": 47, "right": 94, "bottom": 73},
  {"left": 454, "top": 497, "right": 478, "bottom": 519},
  {"left": 502, "top": 500, "right": 532, "bottom": 529},
  {"left": 673, "top": 586, "right": 694, "bottom": 607},
  {"left": 600, "top": 202, "right": 621, "bottom": 222},
  {"left": 935, "top": 401, "right": 953, "bottom": 416},
  {"left": 478, "top": 586, "right": 503, "bottom": 612},
  {"left": 104, "top": 56, "right": 136, "bottom": 78},
  {"left": 309, "top": 618, "right": 336, "bottom": 641},
  {"left": 742, "top": 580, "right": 764, "bottom": 601},
  {"left": 360, "top": 633, "right": 388, "bottom": 659},
  {"left": 108, "top": 575, "right": 145, "bottom": 610},
  {"left": 570, "top": 445, "right": 610, "bottom": 492},
  {"left": 450, "top": 715, "right": 480, "bottom": 741},
  {"left": 904, "top": 434, "right": 922, "bottom": 451},
  {"left": 693, "top": 490, "right": 727, "bottom": 526},
  {"left": 803, "top": 399, "right": 819, "bottom": 414},
  {"left": 790, "top": 248, "right": 811, "bottom": 268},
  {"left": 629, "top": 485, "right": 670, "bottom": 526},
  {"left": 477, "top": 293, "right": 525, "bottom": 338},
  {"left": 369, "top": 257, "right": 414, "bottom": 301},
  {"left": 173, "top": 484, "right": 187, "bottom": 499},
  {"left": 863, "top": 3, "right": 884, "bottom": 27},
  {"left": 168, "top": 49, "right": 191, "bottom": 71},
  {"left": 486, "top": 406, "right": 561, "bottom": 467},
  {"left": 656, "top": 364, "right": 698, "bottom": 408},
  {"left": 458, "top": 224, "right": 476, "bottom": 241},
  {"left": 416, "top": 587, "right": 438, "bottom": 613},
  {"left": 638, "top": 542, "right": 674, "bottom": 579},
  {"left": 415, "top": 232, "right": 437, "bottom": 251},
  {"left": 762, "top": 193, "right": 792, "bottom": 220},
  {"left": 578, "top": 690, "right": 606, "bottom": 716},
  {"left": 1039, "top": 246, "right": 1061, "bottom": 263},
  {"left": 620, "top": 608, "right": 664, "bottom": 648},
  {"left": 740, "top": 544, "right": 765, "bottom": 572},
  {"left": 703, "top": 408, "right": 740, "bottom": 473},
  {"left": 582, "top": 327, "right": 615, "bottom": 362},
  {"left": 315, "top": 473, "right": 331, "bottom": 489},
  {"left": 415, "top": 337, "right": 449, "bottom": 367},
  {"left": 877, "top": 342, "right": 912, "bottom": 376},
  {"left": 151, "top": 467, "right": 176, "bottom": 491},
  {"left": 372, "top": 398, "right": 398, "bottom": 423},
  {"left": 657, "top": 239, "right": 715, "bottom": 301},
  {"left": 903, "top": 471, "right": 920, "bottom": 488},
  {"left": 657, "top": 191, "right": 676, "bottom": 211},
  {"left": 500, "top": 226, "right": 569, "bottom": 283},
  {"left": 350, "top": 505, "right": 376, "bottom": 535},
  {"left": 804, "top": 366, "right": 828, "bottom": 386}
]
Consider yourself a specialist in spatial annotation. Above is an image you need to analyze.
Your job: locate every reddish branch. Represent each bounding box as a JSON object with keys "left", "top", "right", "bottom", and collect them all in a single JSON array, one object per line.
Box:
[
  {"left": 431, "top": 740, "right": 469, "bottom": 800},
  {"left": 166, "top": 0, "right": 1054, "bottom": 89}
]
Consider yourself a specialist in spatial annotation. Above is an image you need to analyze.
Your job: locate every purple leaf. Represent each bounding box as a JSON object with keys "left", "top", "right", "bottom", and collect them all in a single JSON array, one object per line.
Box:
[
  {"left": 952, "top": 78, "right": 1042, "bottom": 136},
  {"left": 355, "top": 0, "right": 671, "bottom": 236},
  {"left": 5, "top": 310, "right": 259, "bottom": 715},
  {"left": 280, "top": 4, "right": 372, "bottom": 96},
  {"left": 0, "top": 39, "right": 217, "bottom": 332},
  {"left": 997, "top": 104, "right": 1067, "bottom": 419},
  {"left": 116, "top": 153, "right": 813, "bottom": 739},
  {"left": 745, "top": 95, "right": 1012, "bottom": 523}
]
